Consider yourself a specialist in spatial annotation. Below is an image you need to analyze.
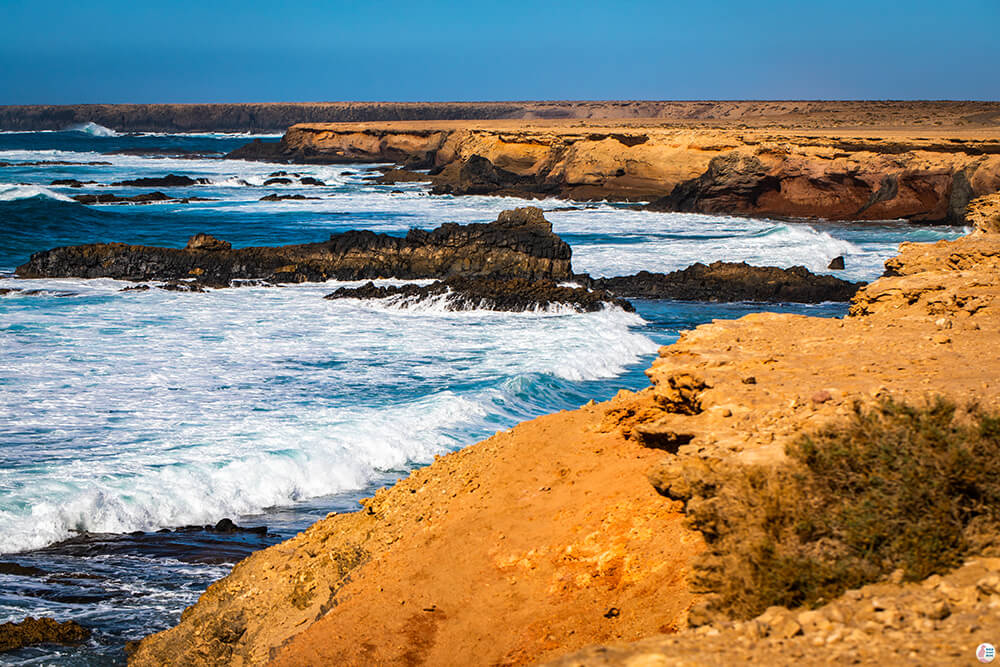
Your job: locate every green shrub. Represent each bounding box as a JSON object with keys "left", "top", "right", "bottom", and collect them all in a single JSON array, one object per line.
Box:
[{"left": 683, "top": 397, "right": 1000, "bottom": 620}]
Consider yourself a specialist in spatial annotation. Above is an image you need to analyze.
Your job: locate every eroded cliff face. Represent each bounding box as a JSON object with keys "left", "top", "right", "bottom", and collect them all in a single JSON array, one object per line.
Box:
[
  {"left": 230, "top": 123, "right": 1000, "bottom": 224},
  {"left": 128, "top": 200, "right": 1000, "bottom": 666}
]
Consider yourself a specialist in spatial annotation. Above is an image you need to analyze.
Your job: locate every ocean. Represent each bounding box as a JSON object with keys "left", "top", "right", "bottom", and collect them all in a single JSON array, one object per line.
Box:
[{"left": 0, "top": 123, "right": 964, "bottom": 664}]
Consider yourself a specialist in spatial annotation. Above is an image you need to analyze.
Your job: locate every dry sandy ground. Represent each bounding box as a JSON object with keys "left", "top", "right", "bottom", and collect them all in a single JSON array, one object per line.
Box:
[{"left": 129, "top": 197, "right": 1000, "bottom": 665}]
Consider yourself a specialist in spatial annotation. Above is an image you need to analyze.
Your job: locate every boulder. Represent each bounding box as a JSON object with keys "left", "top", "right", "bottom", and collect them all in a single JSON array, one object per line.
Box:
[{"left": 185, "top": 234, "right": 232, "bottom": 252}]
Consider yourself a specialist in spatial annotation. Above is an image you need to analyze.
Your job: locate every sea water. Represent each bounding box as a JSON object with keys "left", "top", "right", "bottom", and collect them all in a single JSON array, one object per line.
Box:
[{"left": 0, "top": 124, "right": 964, "bottom": 664}]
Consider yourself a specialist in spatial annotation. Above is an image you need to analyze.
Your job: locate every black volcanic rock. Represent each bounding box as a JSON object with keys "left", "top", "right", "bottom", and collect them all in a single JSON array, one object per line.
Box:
[
  {"left": 325, "top": 276, "right": 633, "bottom": 313},
  {"left": 16, "top": 207, "right": 573, "bottom": 285},
  {"left": 112, "top": 174, "right": 209, "bottom": 187},
  {"left": 592, "top": 263, "right": 863, "bottom": 303},
  {"left": 259, "top": 193, "right": 321, "bottom": 201},
  {"left": 72, "top": 191, "right": 172, "bottom": 205}
]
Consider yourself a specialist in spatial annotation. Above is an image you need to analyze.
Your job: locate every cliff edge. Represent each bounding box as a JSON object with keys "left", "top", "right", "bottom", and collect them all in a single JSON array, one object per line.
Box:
[
  {"left": 231, "top": 122, "right": 1000, "bottom": 224},
  {"left": 128, "top": 195, "right": 1000, "bottom": 666}
]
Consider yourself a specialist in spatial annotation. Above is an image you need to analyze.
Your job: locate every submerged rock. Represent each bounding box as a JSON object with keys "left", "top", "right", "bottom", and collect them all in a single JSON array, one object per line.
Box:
[
  {"left": 593, "top": 262, "right": 863, "bottom": 303},
  {"left": 325, "top": 276, "right": 634, "bottom": 313},
  {"left": 15, "top": 207, "right": 573, "bottom": 284},
  {"left": 0, "top": 617, "right": 90, "bottom": 653}
]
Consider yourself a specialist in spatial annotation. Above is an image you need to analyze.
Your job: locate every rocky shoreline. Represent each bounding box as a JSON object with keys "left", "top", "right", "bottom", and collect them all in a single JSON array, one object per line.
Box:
[
  {"left": 124, "top": 194, "right": 1000, "bottom": 665},
  {"left": 13, "top": 207, "right": 861, "bottom": 307},
  {"left": 226, "top": 122, "right": 1000, "bottom": 224}
]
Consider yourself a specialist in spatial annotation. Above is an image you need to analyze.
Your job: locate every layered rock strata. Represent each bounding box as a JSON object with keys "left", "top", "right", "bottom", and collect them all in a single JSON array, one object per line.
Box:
[
  {"left": 15, "top": 208, "right": 573, "bottom": 284},
  {"left": 232, "top": 122, "right": 1000, "bottom": 223},
  {"left": 128, "top": 199, "right": 1000, "bottom": 666}
]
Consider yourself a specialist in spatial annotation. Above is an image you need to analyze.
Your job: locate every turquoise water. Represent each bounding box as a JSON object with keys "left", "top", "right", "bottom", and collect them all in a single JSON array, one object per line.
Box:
[{"left": 0, "top": 124, "right": 964, "bottom": 664}]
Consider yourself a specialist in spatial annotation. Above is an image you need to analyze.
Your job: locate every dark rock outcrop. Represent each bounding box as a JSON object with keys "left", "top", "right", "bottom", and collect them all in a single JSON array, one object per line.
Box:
[
  {"left": 593, "top": 263, "right": 863, "bottom": 303},
  {"left": 258, "top": 193, "right": 320, "bottom": 201},
  {"left": 72, "top": 191, "right": 171, "bottom": 205},
  {"left": 0, "top": 617, "right": 90, "bottom": 653},
  {"left": 15, "top": 207, "right": 573, "bottom": 284},
  {"left": 325, "top": 276, "right": 634, "bottom": 313},
  {"left": 112, "top": 174, "right": 209, "bottom": 187},
  {"left": 430, "top": 155, "right": 550, "bottom": 198}
]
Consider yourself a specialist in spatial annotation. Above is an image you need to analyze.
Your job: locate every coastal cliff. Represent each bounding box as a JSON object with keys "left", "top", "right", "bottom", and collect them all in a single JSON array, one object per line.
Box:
[
  {"left": 3, "top": 100, "right": 998, "bottom": 133},
  {"left": 128, "top": 195, "right": 1000, "bottom": 666},
  {"left": 229, "top": 122, "right": 1000, "bottom": 224}
]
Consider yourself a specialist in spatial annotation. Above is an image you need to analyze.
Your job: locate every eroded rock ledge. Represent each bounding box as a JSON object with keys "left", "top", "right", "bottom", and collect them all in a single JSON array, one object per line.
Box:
[
  {"left": 228, "top": 123, "right": 1000, "bottom": 223},
  {"left": 15, "top": 207, "right": 573, "bottom": 284}
]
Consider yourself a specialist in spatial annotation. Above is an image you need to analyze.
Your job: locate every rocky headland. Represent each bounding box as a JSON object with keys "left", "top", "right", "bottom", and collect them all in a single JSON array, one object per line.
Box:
[
  {"left": 228, "top": 120, "right": 1000, "bottom": 224},
  {"left": 125, "top": 196, "right": 1000, "bottom": 665}
]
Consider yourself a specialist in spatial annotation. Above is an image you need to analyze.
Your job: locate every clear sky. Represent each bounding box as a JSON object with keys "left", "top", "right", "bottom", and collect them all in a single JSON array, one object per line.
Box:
[{"left": 1, "top": 0, "right": 998, "bottom": 104}]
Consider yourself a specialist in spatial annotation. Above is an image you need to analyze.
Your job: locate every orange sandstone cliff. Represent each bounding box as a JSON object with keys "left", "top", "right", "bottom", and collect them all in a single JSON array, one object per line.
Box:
[
  {"left": 128, "top": 194, "right": 1000, "bottom": 666},
  {"left": 230, "top": 121, "right": 1000, "bottom": 224}
]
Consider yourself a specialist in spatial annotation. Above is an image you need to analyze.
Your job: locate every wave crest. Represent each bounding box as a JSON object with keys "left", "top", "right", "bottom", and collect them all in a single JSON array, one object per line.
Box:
[
  {"left": 0, "top": 183, "right": 76, "bottom": 202},
  {"left": 63, "top": 122, "right": 120, "bottom": 137}
]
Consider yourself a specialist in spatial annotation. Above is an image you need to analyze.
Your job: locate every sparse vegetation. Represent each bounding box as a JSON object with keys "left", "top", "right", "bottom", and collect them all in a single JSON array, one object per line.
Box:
[{"left": 678, "top": 398, "right": 1000, "bottom": 620}]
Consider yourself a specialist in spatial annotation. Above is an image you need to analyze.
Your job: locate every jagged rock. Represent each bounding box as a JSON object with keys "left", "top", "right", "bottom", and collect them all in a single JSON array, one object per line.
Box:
[
  {"left": 430, "top": 155, "right": 548, "bottom": 197},
  {"left": 15, "top": 207, "right": 573, "bottom": 284},
  {"left": 262, "top": 177, "right": 292, "bottom": 186},
  {"left": 112, "top": 174, "right": 209, "bottom": 187},
  {"left": 299, "top": 177, "right": 325, "bottom": 186},
  {"left": 593, "top": 263, "right": 863, "bottom": 303},
  {"left": 968, "top": 193, "right": 1000, "bottom": 234},
  {"left": 0, "top": 617, "right": 90, "bottom": 653},
  {"left": 324, "top": 276, "right": 633, "bottom": 313},
  {"left": 828, "top": 255, "right": 846, "bottom": 270},
  {"left": 186, "top": 234, "right": 232, "bottom": 251}
]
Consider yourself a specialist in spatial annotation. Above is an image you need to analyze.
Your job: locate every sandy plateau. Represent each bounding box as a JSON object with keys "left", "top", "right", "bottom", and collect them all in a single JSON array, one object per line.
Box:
[{"left": 126, "top": 191, "right": 1000, "bottom": 666}]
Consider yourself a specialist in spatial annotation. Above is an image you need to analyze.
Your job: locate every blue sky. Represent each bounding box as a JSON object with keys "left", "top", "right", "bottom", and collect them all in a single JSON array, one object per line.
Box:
[{"left": 0, "top": 0, "right": 997, "bottom": 103}]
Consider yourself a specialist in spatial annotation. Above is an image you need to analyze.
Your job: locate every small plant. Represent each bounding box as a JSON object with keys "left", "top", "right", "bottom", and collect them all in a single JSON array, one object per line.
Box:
[{"left": 682, "top": 397, "right": 1000, "bottom": 620}]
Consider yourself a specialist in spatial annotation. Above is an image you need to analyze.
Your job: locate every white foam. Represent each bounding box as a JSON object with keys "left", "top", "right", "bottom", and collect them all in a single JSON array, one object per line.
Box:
[
  {"left": 0, "top": 183, "right": 75, "bottom": 202},
  {"left": 0, "top": 283, "right": 655, "bottom": 553},
  {"left": 65, "top": 122, "right": 120, "bottom": 137}
]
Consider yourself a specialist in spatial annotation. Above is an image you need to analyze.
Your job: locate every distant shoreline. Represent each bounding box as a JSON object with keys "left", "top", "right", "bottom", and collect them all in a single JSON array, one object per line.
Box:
[{"left": 1, "top": 100, "right": 999, "bottom": 133}]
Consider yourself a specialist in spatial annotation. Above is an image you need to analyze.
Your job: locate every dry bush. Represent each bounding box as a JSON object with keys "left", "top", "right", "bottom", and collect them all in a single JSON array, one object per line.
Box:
[{"left": 674, "top": 398, "right": 1000, "bottom": 620}]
